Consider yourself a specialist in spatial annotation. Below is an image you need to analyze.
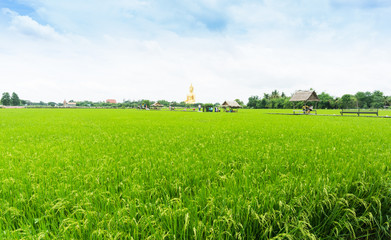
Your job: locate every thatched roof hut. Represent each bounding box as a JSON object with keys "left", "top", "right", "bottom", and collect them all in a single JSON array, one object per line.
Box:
[
  {"left": 151, "top": 102, "right": 164, "bottom": 110},
  {"left": 220, "top": 100, "right": 242, "bottom": 112},
  {"left": 221, "top": 100, "right": 242, "bottom": 108},
  {"left": 289, "top": 90, "right": 320, "bottom": 102},
  {"left": 152, "top": 102, "right": 164, "bottom": 107}
]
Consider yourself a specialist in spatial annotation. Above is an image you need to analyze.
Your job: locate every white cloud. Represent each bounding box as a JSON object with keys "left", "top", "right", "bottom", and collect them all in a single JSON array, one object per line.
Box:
[{"left": 2, "top": 8, "right": 64, "bottom": 40}]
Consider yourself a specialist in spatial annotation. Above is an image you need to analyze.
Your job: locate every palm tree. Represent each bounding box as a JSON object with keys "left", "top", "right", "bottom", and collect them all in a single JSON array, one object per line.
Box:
[{"left": 271, "top": 90, "right": 280, "bottom": 99}]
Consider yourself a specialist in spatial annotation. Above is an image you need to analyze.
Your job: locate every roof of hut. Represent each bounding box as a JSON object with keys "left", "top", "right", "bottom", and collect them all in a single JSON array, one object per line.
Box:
[
  {"left": 152, "top": 102, "right": 164, "bottom": 107},
  {"left": 221, "top": 100, "right": 242, "bottom": 108},
  {"left": 289, "top": 90, "right": 320, "bottom": 102}
]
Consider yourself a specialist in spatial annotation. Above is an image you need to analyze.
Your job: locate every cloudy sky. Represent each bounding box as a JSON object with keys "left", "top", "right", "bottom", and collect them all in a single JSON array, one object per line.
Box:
[{"left": 1, "top": 0, "right": 390, "bottom": 103}]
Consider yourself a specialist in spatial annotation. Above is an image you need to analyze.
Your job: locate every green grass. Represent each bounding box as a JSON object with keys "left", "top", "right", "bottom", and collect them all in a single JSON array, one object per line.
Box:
[{"left": 1, "top": 109, "right": 391, "bottom": 239}]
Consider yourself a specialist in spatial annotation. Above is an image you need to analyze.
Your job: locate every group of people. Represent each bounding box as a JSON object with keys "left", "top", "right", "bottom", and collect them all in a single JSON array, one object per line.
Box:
[
  {"left": 209, "top": 107, "right": 220, "bottom": 112},
  {"left": 302, "top": 105, "right": 314, "bottom": 114},
  {"left": 138, "top": 104, "right": 149, "bottom": 110}
]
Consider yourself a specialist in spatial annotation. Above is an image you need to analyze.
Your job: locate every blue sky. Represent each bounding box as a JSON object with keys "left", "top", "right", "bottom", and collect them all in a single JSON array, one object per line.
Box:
[
  {"left": 0, "top": 0, "right": 390, "bottom": 102},
  {"left": 0, "top": 0, "right": 34, "bottom": 15}
]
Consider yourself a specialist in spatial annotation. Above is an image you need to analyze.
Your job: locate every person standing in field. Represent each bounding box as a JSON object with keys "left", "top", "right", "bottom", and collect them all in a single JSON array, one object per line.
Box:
[{"left": 198, "top": 104, "right": 201, "bottom": 111}]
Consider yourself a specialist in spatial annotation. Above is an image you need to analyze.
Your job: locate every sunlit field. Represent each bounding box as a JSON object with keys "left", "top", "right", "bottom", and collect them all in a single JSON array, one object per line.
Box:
[{"left": 1, "top": 109, "right": 391, "bottom": 239}]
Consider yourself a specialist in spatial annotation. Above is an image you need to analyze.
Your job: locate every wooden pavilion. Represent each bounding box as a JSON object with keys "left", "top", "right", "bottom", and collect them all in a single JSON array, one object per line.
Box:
[
  {"left": 220, "top": 100, "right": 242, "bottom": 112},
  {"left": 151, "top": 102, "right": 164, "bottom": 110},
  {"left": 289, "top": 90, "right": 320, "bottom": 114}
]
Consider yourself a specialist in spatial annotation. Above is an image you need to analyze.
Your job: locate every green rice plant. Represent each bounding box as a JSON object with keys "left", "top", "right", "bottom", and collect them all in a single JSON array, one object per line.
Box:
[{"left": 0, "top": 109, "right": 390, "bottom": 239}]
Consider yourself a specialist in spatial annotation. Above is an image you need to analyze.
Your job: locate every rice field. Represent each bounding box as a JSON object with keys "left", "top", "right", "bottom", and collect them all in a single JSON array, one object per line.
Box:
[{"left": 1, "top": 109, "right": 391, "bottom": 239}]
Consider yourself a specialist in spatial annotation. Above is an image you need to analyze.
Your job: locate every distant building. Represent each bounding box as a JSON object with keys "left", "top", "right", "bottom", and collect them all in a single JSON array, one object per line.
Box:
[
  {"left": 106, "top": 99, "right": 117, "bottom": 104},
  {"left": 63, "top": 100, "right": 77, "bottom": 107}
]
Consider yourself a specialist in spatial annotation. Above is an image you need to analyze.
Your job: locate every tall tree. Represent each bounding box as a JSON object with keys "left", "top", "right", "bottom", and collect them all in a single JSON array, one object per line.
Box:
[
  {"left": 257, "top": 98, "right": 268, "bottom": 109},
  {"left": 283, "top": 98, "right": 293, "bottom": 109},
  {"left": 270, "top": 90, "right": 280, "bottom": 99},
  {"left": 385, "top": 96, "right": 391, "bottom": 107},
  {"left": 355, "top": 92, "right": 367, "bottom": 108},
  {"left": 11, "top": 92, "right": 20, "bottom": 106},
  {"left": 318, "top": 92, "right": 335, "bottom": 109},
  {"left": 1, "top": 92, "right": 11, "bottom": 106},
  {"left": 247, "top": 96, "right": 259, "bottom": 109},
  {"left": 263, "top": 93, "right": 270, "bottom": 100},
  {"left": 234, "top": 99, "right": 244, "bottom": 106},
  {"left": 354, "top": 91, "right": 373, "bottom": 108},
  {"left": 271, "top": 98, "right": 284, "bottom": 108},
  {"left": 339, "top": 94, "right": 356, "bottom": 109},
  {"left": 371, "top": 90, "right": 385, "bottom": 108},
  {"left": 141, "top": 99, "right": 151, "bottom": 107}
]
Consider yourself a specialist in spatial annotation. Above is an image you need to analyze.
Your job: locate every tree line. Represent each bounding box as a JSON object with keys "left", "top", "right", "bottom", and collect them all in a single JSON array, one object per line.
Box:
[
  {"left": 247, "top": 90, "right": 391, "bottom": 109},
  {"left": 73, "top": 100, "right": 216, "bottom": 108},
  {"left": 2, "top": 90, "right": 390, "bottom": 109}
]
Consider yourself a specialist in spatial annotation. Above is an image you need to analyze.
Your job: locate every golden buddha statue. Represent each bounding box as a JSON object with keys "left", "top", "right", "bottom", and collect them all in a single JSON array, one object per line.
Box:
[{"left": 185, "top": 84, "right": 195, "bottom": 104}]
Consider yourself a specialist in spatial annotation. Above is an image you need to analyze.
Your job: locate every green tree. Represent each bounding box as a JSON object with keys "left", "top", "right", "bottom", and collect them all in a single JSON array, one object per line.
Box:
[
  {"left": 318, "top": 92, "right": 335, "bottom": 109},
  {"left": 1, "top": 92, "right": 11, "bottom": 106},
  {"left": 247, "top": 96, "right": 259, "bottom": 109},
  {"left": 11, "top": 92, "right": 20, "bottom": 106},
  {"left": 157, "top": 100, "right": 170, "bottom": 107},
  {"left": 355, "top": 91, "right": 372, "bottom": 108},
  {"left": 385, "top": 96, "right": 391, "bottom": 108},
  {"left": 339, "top": 94, "right": 356, "bottom": 109},
  {"left": 141, "top": 100, "right": 151, "bottom": 108},
  {"left": 270, "top": 98, "right": 284, "bottom": 108},
  {"left": 234, "top": 99, "right": 244, "bottom": 106},
  {"left": 283, "top": 98, "right": 293, "bottom": 109},
  {"left": 355, "top": 92, "right": 365, "bottom": 108},
  {"left": 263, "top": 93, "right": 270, "bottom": 100},
  {"left": 270, "top": 90, "right": 280, "bottom": 99},
  {"left": 256, "top": 98, "right": 268, "bottom": 109},
  {"left": 371, "top": 90, "right": 385, "bottom": 108},
  {"left": 170, "top": 101, "right": 179, "bottom": 107},
  {"left": 265, "top": 100, "right": 273, "bottom": 108}
]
